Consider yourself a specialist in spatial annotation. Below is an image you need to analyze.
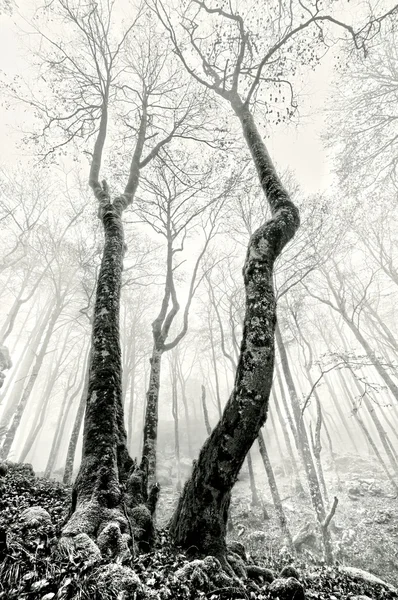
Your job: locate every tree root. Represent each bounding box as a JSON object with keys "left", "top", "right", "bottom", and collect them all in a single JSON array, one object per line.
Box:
[{"left": 60, "top": 460, "right": 159, "bottom": 563}]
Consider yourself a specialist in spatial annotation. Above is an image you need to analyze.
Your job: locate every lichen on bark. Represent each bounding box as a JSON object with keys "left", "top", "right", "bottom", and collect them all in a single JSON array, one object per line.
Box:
[
  {"left": 61, "top": 185, "right": 156, "bottom": 562},
  {"left": 169, "top": 100, "right": 299, "bottom": 559}
]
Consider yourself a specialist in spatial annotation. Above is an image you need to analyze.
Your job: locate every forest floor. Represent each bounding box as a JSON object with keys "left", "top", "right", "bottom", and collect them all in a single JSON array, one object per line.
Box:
[{"left": 0, "top": 453, "right": 397, "bottom": 600}]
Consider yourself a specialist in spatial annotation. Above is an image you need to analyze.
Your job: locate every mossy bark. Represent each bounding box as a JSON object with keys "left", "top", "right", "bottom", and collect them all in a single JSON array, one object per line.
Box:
[
  {"left": 62, "top": 191, "right": 155, "bottom": 557},
  {"left": 141, "top": 346, "right": 162, "bottom": 485},
  {"left": 169, "top": 102, "right": 299, "bottom": 557}
]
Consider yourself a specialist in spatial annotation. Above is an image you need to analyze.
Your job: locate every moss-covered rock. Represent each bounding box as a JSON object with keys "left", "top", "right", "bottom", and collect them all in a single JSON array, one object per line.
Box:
[
  {"left": 96, "top": 564, "right": 143, "bottom": 599},
  {"left": 268, "top": 576, "right": 305, "bottom": 599}
]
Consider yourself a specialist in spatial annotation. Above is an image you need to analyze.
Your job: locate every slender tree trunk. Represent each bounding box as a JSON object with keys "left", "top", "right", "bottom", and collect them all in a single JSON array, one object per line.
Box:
[
  {"left": 337, "top": 369, "right": 397, "bottom": 488},
  {"left": 0, "top": 273, "right": 29, "bottom": 344},
  {"left": 171, "top": 357, "right": 181, "bottom": 492},
  {"left": 1, "top": 303, "right": 62, "bottom": 459},
  {"left": 247, "top": 450, "right": 261, "bottom": 507},
  {"left": 0, "top": 302, "right": 52, "bottom": 426},
  {"left": 44, "top": 368, "right": 83, "bottom": 479},
  {"left": 19, "top": 328, "right": 73, "bottom": 463},
  {"left": 18, "top": 352, "right": 59, "bottom": 463},
  {"left": 350, "top": 371, "right": 398, "bottom": 475},
  {"left": 324, "top": 376, "right": 359, "bottom": 453},
  {"left": 272, "top": 386, "right": 300, "bottom": 476},
  {"left": 141, "top": 344, "right": 162, "bottom": 485},
  {"left": 177, "top": 366, "right": 193, "bottom": 459},
  {"left": 127, "top": 363, "right": 136, "bottom": 452},
  {"left": 257, "top": 430, "right": 293, "bottom": 547},
  {"left": 275, "top": 323, "right": 333, "bottom": 561},
  {"left": 268, "top": 395, "right": 286, "bottom": 465},
  {"left": 311, "top": 394, "right": 329, "bottom": 505},
  {"left": 201, "top": 384, "right": 212, "bottom": 436},
  {"left": 209, "top": 319, "right": 223, "bottom": 418},
  {"left": 169, "top": 102, "right": 299, "bottom": 558},
  {"left": 324, "top": 271, "right": 398, "bottom": 402},
  {"left": 63, "top": 358, "right": 90, "bottom": 485},
  {"left": 275, "top": 362, "right": 298, "bottom": 447}
]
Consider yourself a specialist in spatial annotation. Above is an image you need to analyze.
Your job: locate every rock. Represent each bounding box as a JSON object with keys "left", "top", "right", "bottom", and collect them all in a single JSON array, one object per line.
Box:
[
  {"left": 59, "top": 533, "right": 101, "bottom": 565},
  {"left": 374, "top": 510, "right": 392, "bottom": 524},
  {"left": 347, "top": 484, "right": 363, "bottom": 497},
  {"left": 228, "top": 541, "right": 247, "bottom": 560},
  {"left": 293, "top": 521, "right": 317, "bottom": 550},
  {"left": 247, "top": 530, "right": 267, "bottom": 542},
  {"left": 268, "top": 576, "right": 305, "bottom": 599},
  {"left": 97, "top": 521, "right": 131, "bottom": 562},
  {"left": 280, "top": 565, "right": 300, "bottom": 580},
  {"left": 340, "top": 566, "right": 398, "bottom": 594},
  {"left": 97, "top": 564, "right": 143, "bottom": 599},
  {"left": 157, "top": 474, "right": 172, "bottom": 486},
  {"left": 20, "top": 506, "right": 52, "bottom": 528},
  {"left": 246, "top": 565, "right": 274, "bottom": 582},
  {"left": 0, "top": 462, "right": 8, "bottom": 477}
]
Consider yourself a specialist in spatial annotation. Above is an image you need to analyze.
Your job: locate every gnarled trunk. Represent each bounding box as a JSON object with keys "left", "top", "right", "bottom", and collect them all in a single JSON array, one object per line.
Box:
[
  {"left": 62, "top": 196, "right": 156, "bottom": 559},
  {"left": 169, "top": 103, "right": 299, "bottom": 557}
]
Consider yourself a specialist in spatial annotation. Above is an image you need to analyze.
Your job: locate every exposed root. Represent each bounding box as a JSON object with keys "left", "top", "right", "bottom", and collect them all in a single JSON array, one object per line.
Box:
[{"left": 60, "top": 459, "right": 159, "bottom": 562}]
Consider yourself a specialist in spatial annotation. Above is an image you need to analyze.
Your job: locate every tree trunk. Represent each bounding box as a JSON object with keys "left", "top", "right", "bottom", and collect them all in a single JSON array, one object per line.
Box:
[
  {"left": 209, "top": 317, "right": 223, "bottom": 418},
  {"left": 275, "top": 323, "right": 333, "bottom": 561},
  {"left": 171, "top": 356, "right": 181, "bottom": 491},
  {"left": 141, "top": 344, "right": 162, "bottom": 486},
  {"left": 44, "top": 348, "right": 87, "bottom": 479},
  {"left": 0, "top": 301, "right": 52, "bottom": 429},
  {"left": 127, "top": 358, "right": 136, "bottom": 453},
  {"left": 63, "top": 357, "right": 90, "bottom": 485},
  {"left": 257, "top": 430, "right": 293, "bottom": 547},
  {"left": 63, "top": 197, "right": 155, "bottom": 556},
  {"left": 0, "top": 302, "right": 62, "bottom": 459},
  {"left": 350, "top": 371, "right": 398, "bottom": 475},
  {"left": 19, "top": 328, "right": 73, "bottom": 463},
  {"left": 169, "top": 102, "right": 299, "bottom": 558},
  {"left": 247, "top": 450, "right": 261, "bottom": 507},
  {"left": 337, "top": 369, "right": 398, "bottom": 489},
  {"left": 201, "top": 384, "right": 212, "bottom": 436},
  {"left": 272, "top": 386, "right": 302, "bottom": 491}
]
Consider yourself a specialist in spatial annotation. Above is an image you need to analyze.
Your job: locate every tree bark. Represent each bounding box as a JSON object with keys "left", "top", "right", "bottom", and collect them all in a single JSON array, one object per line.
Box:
[
  {"left": 257, "top": 430, "right": 293, "bottom": 547},
  {"left": 141, "top": 345, "right": 162, "bottom": 485},
  {"left": 201, "top": 384, "right": 212, "bottom": 436},
  {"left": 169, "top": 102, "right": 299, "bottom": 558},
  {"left": 63, "top": 195, "right": 156, "bottom": 555}
]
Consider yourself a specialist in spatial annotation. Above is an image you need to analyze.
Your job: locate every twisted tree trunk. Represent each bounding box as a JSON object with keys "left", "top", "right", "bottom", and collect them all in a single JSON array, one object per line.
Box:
[{"left": 169, "top": 102, "right": 299, "bottom": 557}]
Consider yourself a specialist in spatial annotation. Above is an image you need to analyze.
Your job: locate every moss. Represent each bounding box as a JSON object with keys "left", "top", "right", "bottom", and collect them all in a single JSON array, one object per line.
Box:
[
  {"left": 20, "top": 506, "right": 52, "bottom": 528},
  {"left": 58, "top": 532, "right": 101, "bottom": 565},
  {"left": 96, "top": 564, "right": 143, "bottom": 599}
]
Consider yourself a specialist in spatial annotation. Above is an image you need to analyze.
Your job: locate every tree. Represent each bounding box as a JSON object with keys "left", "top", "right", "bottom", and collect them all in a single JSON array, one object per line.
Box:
[
  {"left": 157, "top": 0, "right": 397, "bottom": 562},
  {"left": 136, "top": 154, "right": 227, "bottom": 485},
  {"left": 13, "top": 0, "right": 217, "bottom": 556},
  {"left": 327, "top": 22, "right": 398, "bottom": 192}
]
